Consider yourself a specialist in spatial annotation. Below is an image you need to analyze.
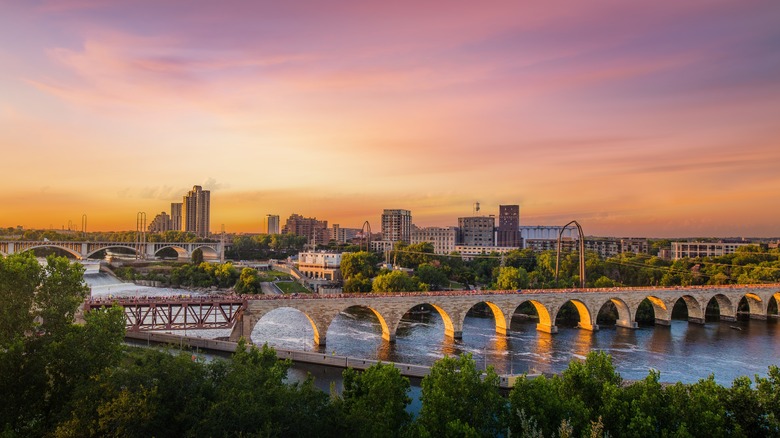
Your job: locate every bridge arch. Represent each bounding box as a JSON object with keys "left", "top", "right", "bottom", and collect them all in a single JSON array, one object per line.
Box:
[
  {"left": 19, "top": 244, "right": 81, "bottom": 259},
  {"left": 327, "top": 305, "right": 393, "bottom": 343},
  {"left": 739, "top": 293, "right": 765, "bottom": 319},
  {"left": 393, "top": 302, "right": 457, "bottom": 341},
  {"left": 768, "top": 292, "right": 780, "bottom": 316},
  {"left": 672, "top": 295, "right": 704, "bottom": 324},
  {"left": 461, "top": 301, "right": 508, "bottom": 337},
  {"left": 641, "top": 296, "right": 671, "bottom": 324},
  {"left": 512, "top": 299, "right": 554, "bottom": 328},
  {"left": 193, "top": 245, "right": 219, "bottom": 259},
  {"left": 247, "top": 307, "right": 325, "bottom": 347},
  {"left": 153, "top": 245, "right": 189, "bottom": 259},
  {"left": 704, "top": 294, "right": 735, "bottom": 321},
  {"left": 596, "top": 297, "right": 635, "bottom": 329},
  {"left": 553, "top": 299, "right": 596, "bottom": 331},
  {"left": 86, "top": 245, "right": 140, "bottom": 259}
]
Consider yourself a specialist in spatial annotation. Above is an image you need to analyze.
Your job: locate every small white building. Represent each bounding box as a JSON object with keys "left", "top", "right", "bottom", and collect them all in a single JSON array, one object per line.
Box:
[{"left": 297, "top": 251, "right": 343, "bottom": 281}]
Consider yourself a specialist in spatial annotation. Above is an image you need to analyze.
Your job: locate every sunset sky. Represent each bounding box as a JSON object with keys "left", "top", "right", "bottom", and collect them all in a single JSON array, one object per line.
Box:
[{"left": 2, "top": 1, "right": 779, "bottom": 237}]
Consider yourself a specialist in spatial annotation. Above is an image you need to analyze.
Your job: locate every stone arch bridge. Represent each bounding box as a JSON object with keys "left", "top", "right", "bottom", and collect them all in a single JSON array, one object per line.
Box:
[
  {"left": 0, "top": 240, "right": 224, "bottom": 260},
  {"left": 229, "top": 284, "right": 780, "bottom": 346}
]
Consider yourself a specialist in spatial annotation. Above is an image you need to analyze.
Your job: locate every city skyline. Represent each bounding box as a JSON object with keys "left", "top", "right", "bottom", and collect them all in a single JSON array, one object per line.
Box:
[{"left": 2, "top": 1, "right": 780, "bottom": 237}]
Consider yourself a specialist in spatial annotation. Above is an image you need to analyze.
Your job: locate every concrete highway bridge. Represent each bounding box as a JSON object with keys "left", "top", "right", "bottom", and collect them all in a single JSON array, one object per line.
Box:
[
  {"left": 228, "top": 284, "right": 780, "bottom": 346},
  {"left": 0, "top": 240, "right": 224, "bottom": 260}
]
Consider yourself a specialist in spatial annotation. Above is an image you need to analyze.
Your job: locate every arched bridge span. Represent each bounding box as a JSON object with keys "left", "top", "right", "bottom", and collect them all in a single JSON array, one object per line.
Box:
[
  {"left": 0, "top": 240, "right": 225, "bottom": 260},
  {"left": 230, "top": 284, "right": 780, "bottom": 346}
]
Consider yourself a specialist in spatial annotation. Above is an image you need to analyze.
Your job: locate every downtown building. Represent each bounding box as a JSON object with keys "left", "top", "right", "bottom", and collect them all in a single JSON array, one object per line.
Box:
[
  {"left": 266, "top": 214, "right": 280, "bottom": 235},
  {"left": 457, "top": 216, "right": 495, "bottom": 247},
  {"left": 381, "top": 209, "right": 412, "bottom": 243},
  {"left": 182, "top": 185, "right": 211, "bottom": 237},
  {"left": 282, "top": 213, "right": 330, "bottom": 245},
  {"left": 411, "top": 226, "right": 457, "bottom": 255},
  {"left": 497, "top": 204, "right": 521, "bottom": 247}
]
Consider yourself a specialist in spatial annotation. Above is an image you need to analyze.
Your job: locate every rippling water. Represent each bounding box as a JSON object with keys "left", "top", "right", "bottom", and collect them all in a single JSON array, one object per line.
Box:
[
  {"left": 83, "top": 272, "right": 779, "bottom": 386},
  {"left": 251, "top": 306, "right": 780, "bottom": 385}
]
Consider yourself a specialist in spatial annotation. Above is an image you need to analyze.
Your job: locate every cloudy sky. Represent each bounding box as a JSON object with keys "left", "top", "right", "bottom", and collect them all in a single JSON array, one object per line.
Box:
[{"left": 2, "top": 0, "right": 779, "bottom": 237}]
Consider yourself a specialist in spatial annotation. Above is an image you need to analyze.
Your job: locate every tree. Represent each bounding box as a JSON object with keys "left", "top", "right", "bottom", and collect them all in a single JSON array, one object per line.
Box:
[
  {"left": 417, "top": 354, "right": 505, "bottom": 437},
  {"left": 495, "top": 266, "right": 529, "bottom": 290},
  {"left": 338, "top": 362, "right": 412, "bottom": 437},
  {"left": 235, "top": 267, "right": 260, "bottom": 295},
  {"left": 415, "top": 263, "right": 449, "bottom": 291},
  {"left": 372, "top": 270, "right": 420, "bottom": 293},
  {"left": 343, "top": 273, "right": 373, "bottom": 293},
  {"left": 341, "top": 251, "right": 379, "bottom": 280},
  {"left": 0, "top": 252, "right": 42, "bottom": 345},
  {"left": 191, "top": 248, "right": 204, "bottom": 264}
]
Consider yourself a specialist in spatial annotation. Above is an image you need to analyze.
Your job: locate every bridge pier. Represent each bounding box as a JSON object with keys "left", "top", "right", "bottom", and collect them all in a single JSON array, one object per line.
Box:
[
  {"left": 616, "top": 321, "right": 638, "bottom": 329},
  {"left": 445, "top": 329, "right": 462, "bottom": 340},
  {"left": 749, "top": 313, "right": 767, "bottom": 320},
  {"left": 536, "top": 323, "right": 558, "bottom": 334},
  {"left": 577, "top": 322, "right": 599, "bottom": 331},
  {"left": 688, "top": 317, "right": 705, "bottom": 325},
  {"left": 720, "top": 315, "right": 737, "bottom": 322},
  {"left": 654, "top": 318, "right": 671, "bottom": 326}
]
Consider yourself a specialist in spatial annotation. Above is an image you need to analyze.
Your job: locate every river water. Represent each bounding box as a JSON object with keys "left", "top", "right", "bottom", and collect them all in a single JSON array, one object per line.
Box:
[
  {"left": 84, "top": 271, "right": 779, "bottom": 386},
  {"left": 250, "top": 306, "right": 780, "bottom": 386}
]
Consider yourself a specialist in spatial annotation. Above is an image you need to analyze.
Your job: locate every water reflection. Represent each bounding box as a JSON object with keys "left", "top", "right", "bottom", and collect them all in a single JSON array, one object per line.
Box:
[{"left": 250, "top": 307, "right": 780, "bottom": 385}]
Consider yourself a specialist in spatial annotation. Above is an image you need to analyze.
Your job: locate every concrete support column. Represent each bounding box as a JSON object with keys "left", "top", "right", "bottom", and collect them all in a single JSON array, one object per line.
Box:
[
  {"left": 750, "top": 313, "right": 768, "bottom": 320},
  {"left": 81, "top": 243, "right": 88, "bottom": 258},
  {"left": 577, "top": 322, "right": 600, "bottom": 331},
  {"left": 536, "top": 323, "right": 558, "bottom": 334},
  {"left": 720, "top": 315, "right": 737, "bottom": 322},
  {"left": 688, "top": 317, "right": 705, "bottom": 324},
  {"left": 654, "top": 318, "right": 671, "bottom": 326}
]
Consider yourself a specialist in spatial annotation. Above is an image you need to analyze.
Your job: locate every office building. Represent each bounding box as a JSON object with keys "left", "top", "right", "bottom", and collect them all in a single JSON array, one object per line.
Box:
[
  {"left": 170, "top": 203, "right": 182, "bottom": 231},
  {"left": 458, "top": 216, "right": 495, "bottom": 247},
  {"left": 182, "top": 185, "right": 210, "bottom": 237},
  {"left": 267, "top": 214, "right": 280, "bottom": 235},
  {"left": 282, "top": 213, "right": 329, "bottom": 245},
  {"left": 497, "top": 205, "right": 521, "bottom": 247},
  {"left": 381, "top": 209, "right": 412, "bottom": 244},
  {"left": 411, "top": 226, "right": 457, "bottom": 255}
]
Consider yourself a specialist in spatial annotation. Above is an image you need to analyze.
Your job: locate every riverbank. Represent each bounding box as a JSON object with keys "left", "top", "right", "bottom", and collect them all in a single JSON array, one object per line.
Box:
[{"left": 124, "top": 331, "right": 528, "bottom": 388}]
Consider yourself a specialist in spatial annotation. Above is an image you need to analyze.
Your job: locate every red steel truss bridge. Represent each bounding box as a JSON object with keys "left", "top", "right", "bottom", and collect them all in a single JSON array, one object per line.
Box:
[{"left": 85, "top": 296, "right": 246, "bottom": 331}]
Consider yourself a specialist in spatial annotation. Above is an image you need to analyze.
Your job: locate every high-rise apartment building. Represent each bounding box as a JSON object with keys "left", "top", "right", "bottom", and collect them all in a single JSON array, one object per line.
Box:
[
  {"left": 381, "top": 209, "right": 412, "bottom": 243},
  {"left": 148, "top": 212, "right": 172, "bottom": 233},
  {"left": 267, "top": 214, "right": 280, "bottom": 235},
  {"left": 170, "top": 202, "right": 182, "bottom": 231},
  {"left": 182, "top": 185, "right": 210, "bottom": 237},
  {"left": 458, "top": 216, "right": 495, "bottom": 247},
  {"left": 282, "top": 213, "right": 329, "bottom": 244},
  {"left": 497, "top": 205, "right": 521, "bottom": 247}
]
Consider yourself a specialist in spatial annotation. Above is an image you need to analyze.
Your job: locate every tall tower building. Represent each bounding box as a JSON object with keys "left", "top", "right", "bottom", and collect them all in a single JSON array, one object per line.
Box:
[
  {"left": 267, "top": 214, "right": 280, "bottom": 235},
  {"left": 170, "top": 202, "right": 182, "bottom": 231},
  {"left": 182, "top": 185, "right": 210, "bottom": 237},
  {"left": 497, "top": 204, "right": 521, "bottom": 247},
  {"left": 381, "top": 209, "right": 412, "bottom": 244}
]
